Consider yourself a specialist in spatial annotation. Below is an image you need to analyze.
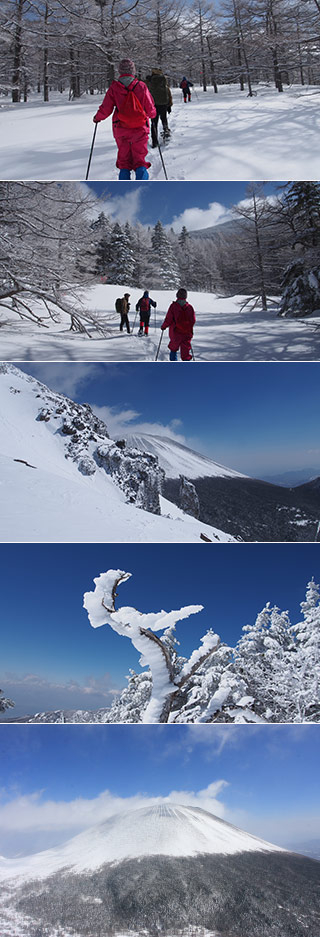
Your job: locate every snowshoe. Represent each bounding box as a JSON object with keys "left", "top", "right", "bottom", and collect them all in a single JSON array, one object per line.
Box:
[{"left": 160, "top": 129, "right": 171, "bottom": 146}]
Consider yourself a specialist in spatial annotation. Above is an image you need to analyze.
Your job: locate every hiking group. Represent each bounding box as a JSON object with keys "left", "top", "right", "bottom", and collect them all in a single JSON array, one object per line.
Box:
[
  {"left": 115, "top": 288, "right": 195, "bottom": 360},
  {"left": 92, "top": 58, "right": 192, "bottom": 180}
]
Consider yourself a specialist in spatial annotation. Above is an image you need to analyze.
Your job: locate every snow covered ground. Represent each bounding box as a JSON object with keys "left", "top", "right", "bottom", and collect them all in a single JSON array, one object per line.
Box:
[
  {"left": 0, "top": 364, "right": 236, "bottom": 543},
  {"left": 0, "top": 83, "right": 319, "bottom": 181},
  {"left": 2, "top": 284, "right": 320, "bottom": 362}
]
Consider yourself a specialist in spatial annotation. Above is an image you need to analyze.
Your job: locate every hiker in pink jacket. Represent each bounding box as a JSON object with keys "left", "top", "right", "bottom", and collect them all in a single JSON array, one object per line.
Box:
[
  {"left": 161, "top": 289, "right": 195, "bottom": 360},
  {"left": 93, "top": 57, "right": 156, "bottom": 180}
]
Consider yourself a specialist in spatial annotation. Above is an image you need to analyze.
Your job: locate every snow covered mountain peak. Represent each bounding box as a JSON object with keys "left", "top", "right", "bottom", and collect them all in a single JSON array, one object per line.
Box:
[
  {"left": 125, "top": 433, "right": 247, "bottom": 480},
  {"left": 1, "top": 803, "right": 286, "bottom": 884}
]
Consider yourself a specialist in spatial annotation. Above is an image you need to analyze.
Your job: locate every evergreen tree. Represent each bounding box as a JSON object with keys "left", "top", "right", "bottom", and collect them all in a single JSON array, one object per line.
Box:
[
  {"left": 0, "top": 689, "right": 14, "bottom": 714},
  {"left": 281, "top": 182, "right": 320, "bottom": 250},
  {"left": 91, "top": 212, "right": 113, "bottom": 277},
  {"left": 109, "top": 222, "right": 135, "bottom": 284},
  {"left": 278, "top": 182, "right": 320, "bottom": 317},
  {"left": 290, "top": 578, "right": 320, "bottom": 721},
  {"left": 151, "top": 221, "right": 180, "bottom": 289}
]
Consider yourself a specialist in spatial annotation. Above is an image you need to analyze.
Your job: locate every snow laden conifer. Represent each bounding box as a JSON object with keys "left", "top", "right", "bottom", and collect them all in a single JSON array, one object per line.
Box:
[
  {"left": 151, "top": 221, "right": 180, "bottom": 289},
  {"left": 233, "top": 604, "right": 293, "bottom": 722},
  {"left": 290, "top": 578, "right": 320, "bottom": 721},
  {"left": 83, "top": 569, "right": 220, "bottom": 723},
  {"left": 0, "top": 689, "right": 14, "bottom": 714},
  {"left": 278, "top": 182, "right": 320, "bottom": 318},
  {"left": 109, "top": 222, "right": 135, "bottom": 284},
  {"left": 91, "top": 212, "right": 113, "bottom": 277}
]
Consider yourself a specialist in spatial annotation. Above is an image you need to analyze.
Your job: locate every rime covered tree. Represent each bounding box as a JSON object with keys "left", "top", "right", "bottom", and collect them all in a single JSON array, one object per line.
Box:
[
  {"left": 290, "top": 578, "right": 320, "bottom": 721},
  {"left": 84, "top": 569, "right": 220, "bottom": 723},
  {"left": 82, "top": 571, "right": 320, "bottom": 725},
  {"left": 0, "top": 689, "right": 14, "bottom": 714}
]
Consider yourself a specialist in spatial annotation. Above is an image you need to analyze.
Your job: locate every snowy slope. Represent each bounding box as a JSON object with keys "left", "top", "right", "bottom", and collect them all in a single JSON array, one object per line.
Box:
[
  {"left": 125, "top": 434, "right": 247, "bottom": 479},
  {"left": 0, "top": 365, "right": 236, "bottom": 543},
  {"left": 0, "top": 84, "right": 319, "bottom": 181},
  {"left": 1, "top": 284, "right": 320, "bottom": 362},
  {"left": 0, "top": 805, "right": 286, "bottom": 883}
]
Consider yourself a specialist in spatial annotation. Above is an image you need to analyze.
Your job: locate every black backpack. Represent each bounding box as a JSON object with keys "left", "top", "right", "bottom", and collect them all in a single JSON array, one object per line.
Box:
[{"left": 115, "top": 297, "right": 123, "bottom": 314}]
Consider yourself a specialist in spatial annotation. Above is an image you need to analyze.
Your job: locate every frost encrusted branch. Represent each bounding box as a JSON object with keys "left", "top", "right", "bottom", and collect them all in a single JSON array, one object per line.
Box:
[{"left": 83, "top": 568, "right": 220, "bottom": 723}]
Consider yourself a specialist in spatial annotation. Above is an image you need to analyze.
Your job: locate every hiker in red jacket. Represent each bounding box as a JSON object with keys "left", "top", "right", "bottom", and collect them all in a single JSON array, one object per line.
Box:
[
  {"left": 93, "top": 58, "right": 156, "bottom": 180},
  {"left": 161, "top": 288, "right": 195, "bottom": 360}
]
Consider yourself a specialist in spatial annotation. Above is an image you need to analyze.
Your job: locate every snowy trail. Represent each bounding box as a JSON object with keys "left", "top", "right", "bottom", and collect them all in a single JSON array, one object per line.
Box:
[
  {"left": 0, "top": 84, "right": 319, "bottom": 181},
  {"left": 1, "top": 285, "right": 320, "bottom": 361}
]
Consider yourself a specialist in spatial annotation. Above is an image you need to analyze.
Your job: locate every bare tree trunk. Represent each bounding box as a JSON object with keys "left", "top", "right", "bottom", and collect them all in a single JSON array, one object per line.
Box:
[
  {"left": 156, "top": 5, "right": 163, "bottom": 66},
  {"left": 206, "top": 35, "right": 218, "bottom": 92},
  {"left": 233, "top": 1, "right": 244, "bottom": 91},
  {"left": 199, "top": 3, "right": 207, "bottom": 91},
  {"left": 43, "top": 1, "right": 49, "bottom": 102},
  {"left": 252, "top": 190, "right": 268, "bottom": 311},
  {"left": 12, "top": 0, "right": 24, "bottom": 103}
]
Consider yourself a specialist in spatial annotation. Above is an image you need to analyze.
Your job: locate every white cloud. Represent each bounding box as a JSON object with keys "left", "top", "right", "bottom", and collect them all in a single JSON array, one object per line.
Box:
[
  {"left": 1, "top": 778, "right": 319, "bottom": 859},
  {"left": 0, "top": 671, "right": 119, "bottom": 721},
  {"left": 168, "top": 201, "right": 232, "bottom": 233},
  {"left": 0, "top": 782, "right": 229, "bottom": 856},
  {"left": 84, "top": 184, "right": 143, "bottom": 224},
  {"left": 91, "top": 403, "right": 187, "bottom": 444}
]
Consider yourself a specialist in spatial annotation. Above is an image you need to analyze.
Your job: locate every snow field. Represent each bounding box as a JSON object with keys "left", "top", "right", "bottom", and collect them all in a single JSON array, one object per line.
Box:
[
  {"left": 0, "top": 84, "right": 319, "bottom": 181},
  {"left": 1, "top": 283, "right": 320, "bottom": 362}
]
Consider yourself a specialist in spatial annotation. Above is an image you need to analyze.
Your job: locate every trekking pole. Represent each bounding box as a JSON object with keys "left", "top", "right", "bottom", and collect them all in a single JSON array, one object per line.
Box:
[
  {"left": 191, "top": 343, "right": 195, "bottom": 361},
  {"left": 132, "top": 310, "right": 138, "bottom": 333},
  {"left": 155, "top": 330, "right": 164, "bottom": 361},
  {"left": 157, "top": 138, "right": 168, "bottom": 180},
  {"left": 85, "top": 123, "right": 97, "bottom": 180}
]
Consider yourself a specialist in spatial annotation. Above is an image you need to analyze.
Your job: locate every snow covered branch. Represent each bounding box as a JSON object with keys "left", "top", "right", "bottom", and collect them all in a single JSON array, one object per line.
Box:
[{"left": 84, "top": 568, "right": 206, "bottom": 722}]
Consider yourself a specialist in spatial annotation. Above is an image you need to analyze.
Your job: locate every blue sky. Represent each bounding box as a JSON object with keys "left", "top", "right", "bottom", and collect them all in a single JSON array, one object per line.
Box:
[
  {"left": 18, "top": 362, "right": 320, "bottom": 477},
  {"left": 85, "top": 181, "right": 282, "bottom": 230},
  {"left": 0, "top": 725, "right": 319, "bottom": 855},
  {"left": 1, "top": 543, "right": 319, "bottom": 717}
]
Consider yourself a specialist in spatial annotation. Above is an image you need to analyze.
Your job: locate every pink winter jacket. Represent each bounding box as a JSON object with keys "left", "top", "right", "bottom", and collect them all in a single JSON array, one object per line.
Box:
[
  {"left": 161, "top": 301, "right": 196, "bottom": 339},
  {"left": 94, "top": 76, "right": 156, "bottom": 128}
]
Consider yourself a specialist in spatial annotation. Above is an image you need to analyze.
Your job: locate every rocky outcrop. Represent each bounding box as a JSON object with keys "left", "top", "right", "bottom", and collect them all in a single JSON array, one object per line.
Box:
[
  {"left": 96, "top": 442, "right": 165, "bottom": 514},
  {"left": 179, "top": 475, "right": 200, "bottom": 519}
]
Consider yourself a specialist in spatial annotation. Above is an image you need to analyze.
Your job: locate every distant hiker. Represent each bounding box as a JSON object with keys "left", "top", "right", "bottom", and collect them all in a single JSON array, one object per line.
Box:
[
  {"left": 115, "top": 293, "right": 131, "bottom": 332},
  {"left": 93, "top": 58, "right": 156, "bottom": 180},
  {"left": 136, "top": 291, "right": 157, "bottom": 335},
  {"left": 161, "top": 288, "right": 195, "bottom": 360},
  {"left": 180, "top": 77, "right": 193, "bottom": 102},
  {"left": 145, "top": 68, "right": 172, "bottom": 147}
]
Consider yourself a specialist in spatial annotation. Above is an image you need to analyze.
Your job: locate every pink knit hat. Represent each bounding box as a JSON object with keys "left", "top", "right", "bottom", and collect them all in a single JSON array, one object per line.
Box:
[{"left": 119, "top": 58, "right": 135, "bottom": 75}]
